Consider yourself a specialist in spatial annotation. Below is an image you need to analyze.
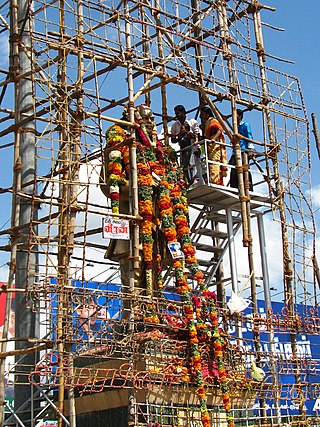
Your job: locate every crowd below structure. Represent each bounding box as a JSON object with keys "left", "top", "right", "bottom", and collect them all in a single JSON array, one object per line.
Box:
[{"left": 0, "top": 1, "right": 318, "bottom": 427}]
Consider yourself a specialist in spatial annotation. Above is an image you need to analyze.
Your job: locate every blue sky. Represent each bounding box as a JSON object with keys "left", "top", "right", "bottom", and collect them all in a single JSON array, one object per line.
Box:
[{"left": 265, "top": 1, "right": 320, "bottom": 189}]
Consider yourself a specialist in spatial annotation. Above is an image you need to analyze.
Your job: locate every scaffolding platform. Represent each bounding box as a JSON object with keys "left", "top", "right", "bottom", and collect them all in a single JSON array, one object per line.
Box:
[{"left": 188, "top": 184, "right": 272, "bottom": 212}]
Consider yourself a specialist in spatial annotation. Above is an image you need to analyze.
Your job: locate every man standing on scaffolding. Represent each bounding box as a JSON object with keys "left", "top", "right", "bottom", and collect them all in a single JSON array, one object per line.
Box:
[
  {"left": 229, "top": 109, "right": 255, "bottom": 191},
  {"left": 171, "top": 105, "right": 201, "bottom": 185}
]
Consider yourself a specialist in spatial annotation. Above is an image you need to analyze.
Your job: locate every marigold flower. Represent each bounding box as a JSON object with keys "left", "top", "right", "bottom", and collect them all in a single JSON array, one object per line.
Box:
[
  {"left": 139, "top": 200, "right": 153, "bottom": 215},
  {"left": 138, "top": 175, "right": 153, "bottom": 186},
  {"left": 225, "top": 403, "right": 231, "bottom": 412},
  {"left": 143, "top": 244, "right": 153, "bottom": 262},
  {"left": 109, "top": 163, "right": 122, "bottom": 174},
  {"left": 177, "top": 225, "right": 190, "bottom": 236}
]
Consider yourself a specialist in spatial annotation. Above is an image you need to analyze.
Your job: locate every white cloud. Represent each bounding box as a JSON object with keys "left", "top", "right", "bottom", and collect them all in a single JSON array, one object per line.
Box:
[{"left": 307, "top": 183, "right": 320, "bottom": 210}]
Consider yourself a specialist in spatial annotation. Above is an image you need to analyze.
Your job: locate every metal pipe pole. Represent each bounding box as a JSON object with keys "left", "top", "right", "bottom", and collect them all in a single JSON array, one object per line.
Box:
[
  {"left": 226, "top": 208, "right": 238, "bottom": 294},
  {"left": 14, "top": 0, "right": 39, "bottom": 422},
  {"left": 226, "top": 207, "right": 242, "bottom": 345},
  {"left": 257, "top": 213, "right": 281, "bottom": 424}
]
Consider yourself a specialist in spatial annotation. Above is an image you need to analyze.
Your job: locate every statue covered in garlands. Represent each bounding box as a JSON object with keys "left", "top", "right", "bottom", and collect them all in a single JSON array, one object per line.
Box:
[
  {"left": 100, "top": 104, "right": 203, "bottom": 296},
  {"left": 99, "top": 104, "right": 235, "bottom": 427}
]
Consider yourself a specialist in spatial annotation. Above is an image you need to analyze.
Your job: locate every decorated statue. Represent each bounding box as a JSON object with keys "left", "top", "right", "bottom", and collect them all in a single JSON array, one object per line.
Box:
[
  {"left": 100, "top": 104, "right": 171, "bottom": 294},
  {"left": 99, "top": 104, "right": 235, "bottom": 427}
]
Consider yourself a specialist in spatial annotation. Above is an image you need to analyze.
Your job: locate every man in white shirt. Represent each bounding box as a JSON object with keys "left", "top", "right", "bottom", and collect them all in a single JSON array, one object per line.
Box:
[{"left": 171, "top": 105, "right": 202, "bottom": 185}]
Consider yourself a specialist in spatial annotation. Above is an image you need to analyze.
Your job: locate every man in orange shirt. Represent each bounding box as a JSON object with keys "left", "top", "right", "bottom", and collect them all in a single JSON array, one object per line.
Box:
[{"left": 199, "top": 106, "right": 227, "bottom": 185}]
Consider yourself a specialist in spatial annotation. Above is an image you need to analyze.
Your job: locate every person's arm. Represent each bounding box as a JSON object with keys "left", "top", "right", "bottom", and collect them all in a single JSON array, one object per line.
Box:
[{"left": 209, "top": 126, "right": 222, "bottom": 141}]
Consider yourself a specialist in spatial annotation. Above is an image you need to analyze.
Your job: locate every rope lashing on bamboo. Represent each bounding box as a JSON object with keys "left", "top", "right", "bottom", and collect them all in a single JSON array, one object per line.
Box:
[
  {"left": 243, "top": 236, "right": 253, "bottom": 246},
  {"left": 239, "top": 196, "right": 250, "bottom": 202},
  {"left": 235, "top": 163, "right": 249, "bottom": 173}
]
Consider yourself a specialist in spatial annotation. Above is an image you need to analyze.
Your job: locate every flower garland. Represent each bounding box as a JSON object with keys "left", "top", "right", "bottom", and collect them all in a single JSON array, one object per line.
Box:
[
  {"left": 105, "top": 125, "right": 128, "bottom": 215},
  {"left": 144, "top": 303, "right": 159, "bottom": 324},
  {"left": 156, "top": 168, "right": 211, "bottom": 427},
  {"left": 137, "top": 160, "right": 154, "bottom": 294},
  {"left": 170, "top": 182, "right": 205, "bottom": 289},
  {"left": 133, "top": 106, "right": 165, "bottom": 294},
  {"left": 156, "top": 164, "right": 235, "bottom": 427},
  {"left": 206, "top": 292, "right": 235, "bottom": 427},
  {"left": 105, "top": 114, "right": 233, "bottom": 427}
]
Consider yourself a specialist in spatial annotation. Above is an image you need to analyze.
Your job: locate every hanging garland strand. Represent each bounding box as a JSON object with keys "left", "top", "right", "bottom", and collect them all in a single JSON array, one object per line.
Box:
[
  {"left": 137, "top": 160, "right": 154, "bottom": 294},
  {"left": 207, "top": 293, "right": 235, "bottom": 427},
  {"left": 154, "top": 163, "right": 209, "bottom": 427},
  {"left": 105, "top": 117, "right": 233, "bottom": 427},
  {"left": 105, "top": 125, "right": 128, "bottom": 215}
]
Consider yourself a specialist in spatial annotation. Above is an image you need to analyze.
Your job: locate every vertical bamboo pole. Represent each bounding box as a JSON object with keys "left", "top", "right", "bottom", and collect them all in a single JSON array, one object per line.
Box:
[
  {"left": 217, "top": 3, "right": 264, "bottom": 418},
  {"left": 139, "top": 3, "right": 151, "bottom": 107},
  {"left": 154, "top": 0, "right": 169, "bottom": 146},
  {"left": 216, "top": 0, "right": 258, "bottom": 302},
  {"left": 124, "top": 0, "right": 139, "bottom": 325},
  {"left": 191, "top": 0, "right": 204, "bottom": 107},
  {"left": 64, "top": 2, "right": 86, "bottom": 426},
  {"left": 124, "top": 1, "right": 139, "bottom": 424},
  {"left": 56, "top": 1, "right": 68, "bottom": 424},
  {"left": 251, "top": 0, "right": 304, "bottom": 420},
  {"left": 215, "top": 1, "right": 250, "bottom": 249}
]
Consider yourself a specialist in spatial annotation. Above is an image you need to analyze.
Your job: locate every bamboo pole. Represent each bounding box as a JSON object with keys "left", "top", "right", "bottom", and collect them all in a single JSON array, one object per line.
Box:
[
  {"left": 56, "top": 1, "right": 69, "bottom": 425},
  {"left": 139, "top": 2, "right": 151, "bottom": 107},
  {"left": 63, "top": 2, "right": 86, "bottom": 426},
  {"left": 154, "top": 0, "right": 169, "bottom": 147},
  {"left": 125, "top": 2, "right": 139, "bottom": 425},
  {"left": 191, "top": 0, "right": 205, "bottom": 107},
  {"left": 251, "top": 0, "right": 300, "bottom": 421},
  {"left": 124, "top": 0, "right": 140, "bottom": 326}
]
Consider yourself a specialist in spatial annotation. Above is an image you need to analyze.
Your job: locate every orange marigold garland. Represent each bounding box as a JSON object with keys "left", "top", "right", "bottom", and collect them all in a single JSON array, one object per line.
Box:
[
  {"left": 156, "top": 167, "right": 211, "bottom": 427},
  {"left": 105, "top": 122, "right": 234, "bottom": 427},
  {"left": 170, "top": 182, "right": 205, "bottom": 289},
  {"left": 137, "top": 155, "right": 154, "bottom": 293},
  {"left": 206, "top": 291, "right": 235, "bottom": 427},
  {"left": 105, "top": 125, "right": 128, "bottom": 215},
  {"left": 135, "top": 119, "right": 165, "bottom": 295}
]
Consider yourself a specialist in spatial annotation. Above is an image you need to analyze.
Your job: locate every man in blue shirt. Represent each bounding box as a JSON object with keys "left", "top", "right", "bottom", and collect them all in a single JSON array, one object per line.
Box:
[{"left": 229, "top": 109, "right": 255, "bottom": 191}]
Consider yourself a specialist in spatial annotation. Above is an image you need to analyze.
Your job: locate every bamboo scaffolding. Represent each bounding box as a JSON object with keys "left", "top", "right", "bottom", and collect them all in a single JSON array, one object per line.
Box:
[{"left": 0, "top": 2, "right": 316, "bottom": 426}]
